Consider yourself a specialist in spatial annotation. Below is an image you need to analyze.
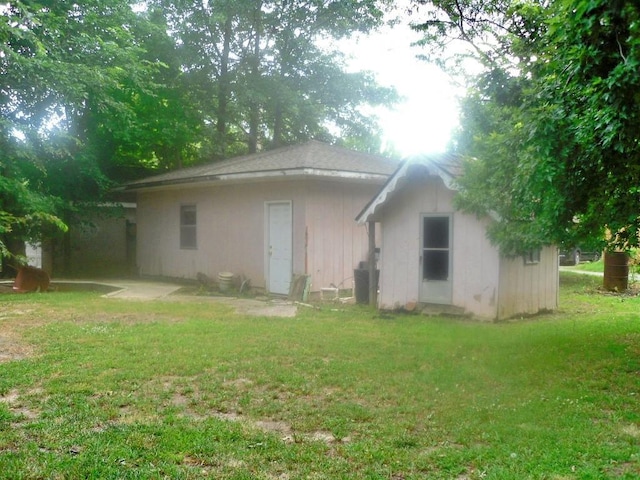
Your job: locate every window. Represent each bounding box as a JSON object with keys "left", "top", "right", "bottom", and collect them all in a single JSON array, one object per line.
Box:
[
  {"left": 524, "top": 249, "right": 541, "bottom": 265},
  {"left": 180, "top": 205, "right": 197, "bottom": 249},
  {"left": 422, "top": 216, "right": 450, "bottom": 281}
]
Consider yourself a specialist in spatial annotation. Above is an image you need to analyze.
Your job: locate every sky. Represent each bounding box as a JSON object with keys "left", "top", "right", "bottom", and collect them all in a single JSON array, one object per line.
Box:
[{"left": 343, "top": 19, "right": 462, "bottom": 157}]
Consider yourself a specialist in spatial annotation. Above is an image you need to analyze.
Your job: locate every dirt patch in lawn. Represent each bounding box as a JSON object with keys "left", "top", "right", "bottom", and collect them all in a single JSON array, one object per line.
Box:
[
  {"left": 215, "top": 411, "right": 341, "bottom": 445},
  {"left": 0, "top": 389, "right": 41, "bottom": 422},
  {"left": 169, "top": 294, "right": 298, "bottom": 318},
  {"left": 0, "top": 335, "right": 33, "bottom": 363},
  {"left": 0, "top": 284, "right": 74, "bottom": 363},
  {"left": 0, "top": 306, "right": 40, "bottom": 363},
  {"left": 149, "top": 376, "right": 343, "bottom": 445}
]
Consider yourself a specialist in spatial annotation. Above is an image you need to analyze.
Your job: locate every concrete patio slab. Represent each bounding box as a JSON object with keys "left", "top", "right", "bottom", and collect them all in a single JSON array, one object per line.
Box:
[{"left": 4, "top": 277, "right": 299, "bottom": 317}]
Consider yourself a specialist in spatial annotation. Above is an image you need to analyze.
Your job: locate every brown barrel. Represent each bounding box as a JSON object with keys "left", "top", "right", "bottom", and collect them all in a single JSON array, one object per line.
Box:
[
  {"left": 13, "top": 265, "right": 50, "bottom": 293},
  {"left": 603, "top": 251, "right": 629, "bottom": 291}
]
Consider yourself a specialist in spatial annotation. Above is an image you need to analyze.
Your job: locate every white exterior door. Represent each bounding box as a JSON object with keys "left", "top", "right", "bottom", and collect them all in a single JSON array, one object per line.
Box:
[
  {"left": 419, "top": 214, "right": 453, "bottom": 304},
  {"left": 266, "top": 202, "right": 293, "bottom": 295}
]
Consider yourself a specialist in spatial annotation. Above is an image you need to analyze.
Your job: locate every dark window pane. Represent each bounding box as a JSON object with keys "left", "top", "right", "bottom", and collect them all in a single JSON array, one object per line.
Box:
[
  {"left": 423, "top": 217, "right": 449, "bottom": 248},
  {"left": 181, "top": 226, "right": 197, "bottom": 249},
  {"left": 423, "top": 250, "right": 449, "bottom": 281},
  {"left": 181, "top": 206, "right": 197, "bottom": 226},
  {"left": 524, "top": 249, "right": 541, "bottom": 265},
  {"left": 180, "top": 205, "right": 197, "bottom": 249}
]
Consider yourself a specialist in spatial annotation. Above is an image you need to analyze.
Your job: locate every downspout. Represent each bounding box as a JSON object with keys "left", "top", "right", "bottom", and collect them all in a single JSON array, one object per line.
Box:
[
  {"left": 304, "top": 226, "right": 308, "bottom": 275},
  {"left": 368, "top": 221, "right": 377, "bottom": 307}
]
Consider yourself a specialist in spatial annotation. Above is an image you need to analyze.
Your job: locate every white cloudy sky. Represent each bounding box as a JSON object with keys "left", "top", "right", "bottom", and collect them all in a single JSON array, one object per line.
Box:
[{"left": 342, "top": 19, "right": 462, "bottom": 157}]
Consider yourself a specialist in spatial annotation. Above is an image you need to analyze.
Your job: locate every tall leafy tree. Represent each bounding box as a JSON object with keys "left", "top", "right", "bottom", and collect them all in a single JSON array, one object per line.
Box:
[
  {"left": 536, "top": 0, "right": 640, "bottom": 251},
  {"left": 156, "top": 0, "right": 398, "bottom": 159},
  {"left": 412, "top": 0, "right": 640, "bottom": 254},
  {"left": 1, "top": 0, "right": 198, "bottom": 269},
  {"left": 2, "top": 0, "right": 398, "bottom": 269}
]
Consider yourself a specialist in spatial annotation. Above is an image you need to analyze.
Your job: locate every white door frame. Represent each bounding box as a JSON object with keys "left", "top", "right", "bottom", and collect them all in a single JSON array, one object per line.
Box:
[
  {"left": 419, "top": 213, "right": 453, "bottom": 305},
  {"left": 265, "top": 201, "right": 293, "bottom": 295}
]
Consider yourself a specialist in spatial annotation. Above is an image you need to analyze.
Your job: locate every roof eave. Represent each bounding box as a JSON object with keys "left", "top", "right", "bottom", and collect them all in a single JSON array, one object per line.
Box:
[
  {"left": 356, "top": 156, "right": 461, "bottom": 225},
  {"left": 356, "top": 161, "right": 409, "bottom": 224},
  {"left": 120, "top": 168, "right": 390, "bottom": 192}
]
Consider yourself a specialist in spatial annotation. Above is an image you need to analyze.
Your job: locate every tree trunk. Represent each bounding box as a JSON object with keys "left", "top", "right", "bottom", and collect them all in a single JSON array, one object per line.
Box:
[
  {"left": 215, "top": 14, "right": 233, "bottom": 159},
  {"left": 248, "top": 1, "right": 262, "bottom": 153},
  {"left": 272, "top": 100, "right": 283, "bottom": 148},
  {"left": 62, "top": 222, "right": 72, "bottom": 276}
]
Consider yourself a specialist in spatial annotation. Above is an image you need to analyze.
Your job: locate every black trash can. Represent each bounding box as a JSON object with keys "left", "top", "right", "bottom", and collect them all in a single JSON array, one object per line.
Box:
[{"left": 354, "top": 267, "right": 380, "bottom": 304}]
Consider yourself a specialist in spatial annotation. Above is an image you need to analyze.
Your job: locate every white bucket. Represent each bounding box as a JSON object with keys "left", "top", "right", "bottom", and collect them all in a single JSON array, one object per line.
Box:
[{"left": 218, "top": 272, "right": 234, "bottom": 292}]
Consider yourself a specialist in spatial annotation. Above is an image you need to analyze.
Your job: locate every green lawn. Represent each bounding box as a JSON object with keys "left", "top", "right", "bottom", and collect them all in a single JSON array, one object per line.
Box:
[
  {"left": 572, "top": 258, "right": 605, "bottom": 273},
  {"left": 1, "top": 273, "right": 639, "bottom": 479},
  {"left": 571, "top": 251, "right": 640, "bottom": 276}
]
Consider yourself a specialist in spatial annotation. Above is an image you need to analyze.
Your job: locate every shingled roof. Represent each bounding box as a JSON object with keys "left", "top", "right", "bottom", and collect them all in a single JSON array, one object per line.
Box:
[{"left": 120, "top": 140, "right": 400, "bottom": 191}]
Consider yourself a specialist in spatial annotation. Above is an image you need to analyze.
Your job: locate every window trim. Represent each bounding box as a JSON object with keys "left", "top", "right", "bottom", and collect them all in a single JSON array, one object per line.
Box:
[
  {"left": 180, "top": 204, "right": 197, "bottom": 250},
  {"left": 421, "top": 214, "right": 452, "bottom": 282},
  {"left": 523, "top": 249, "right": 541, "bottom": 265}
]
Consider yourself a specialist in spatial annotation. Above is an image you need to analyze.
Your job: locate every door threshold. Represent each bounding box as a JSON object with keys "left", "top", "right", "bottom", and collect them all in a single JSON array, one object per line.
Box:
[{"left": 418, "top": 303, "right": 467, "bottom": 317}]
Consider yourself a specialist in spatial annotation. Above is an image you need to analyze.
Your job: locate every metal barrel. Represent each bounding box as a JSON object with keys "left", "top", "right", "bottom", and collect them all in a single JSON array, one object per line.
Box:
[{"left": 603, "top": 252, "right": 629, "bottom": 291}]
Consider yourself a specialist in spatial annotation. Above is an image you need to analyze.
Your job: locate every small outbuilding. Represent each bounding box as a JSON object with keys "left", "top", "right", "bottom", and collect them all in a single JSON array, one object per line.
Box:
[
  {"left": 120, "top": 141, "right": 399, "bottom": 296},
  {"left": 356, "top": 154, "right": 558, "bottom": 320},
  {"left": 18, "top": 203, "right": 137, "bottom": 278},
  {"left": 52, "top": 203, "right": 137, "bottom": 277}
]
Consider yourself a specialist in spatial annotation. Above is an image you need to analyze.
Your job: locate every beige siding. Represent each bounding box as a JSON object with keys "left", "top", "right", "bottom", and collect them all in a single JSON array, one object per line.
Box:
[
  {"left": 377, "top": 176, "right": 501, "bottom": 318},
  {"left": 377, "top": 183, "right": 421, "bottom": 310},
  {"left": 496, "top": 246, "right": 558, "bottom": 319},
  {"left": 136, "top": 179, "right": 378, "bottom": 293},
  {"left": 303, "top": 181, "right": 374, "bottom": 291},
  {"left": 451, "top": 210, "right": 501, "bottom": 318}
]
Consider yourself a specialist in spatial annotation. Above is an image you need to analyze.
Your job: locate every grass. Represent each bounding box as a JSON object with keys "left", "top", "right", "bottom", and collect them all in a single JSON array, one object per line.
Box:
[
  {"left": 572, "top": 249, "right": 640, "bottom": 276},
  {"left": 572, "top": 259, "right": 605, "bottom": 273},
  {"left": 0, "top": 273, "right": 639, "bottom": 479}
]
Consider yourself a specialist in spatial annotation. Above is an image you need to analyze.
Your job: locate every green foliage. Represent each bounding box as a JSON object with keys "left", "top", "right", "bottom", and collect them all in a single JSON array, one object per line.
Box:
[
  {"left": 0, "top": 154, "right": 67, "bottom": 262},
  {"left": 535, "top": 0, "right": 640, "bottom": 250},
  {"left": 1, "top": 0, "right": 202, "bottom": 261},
  {"left": 156, "top": 0, "right": 397, "bottom": 158},
  {"left": 415, "top": 0, "right": 640, "bottom": 254},
  {"left": 1, "top": 0, "right": 397, "bottom": 258}
]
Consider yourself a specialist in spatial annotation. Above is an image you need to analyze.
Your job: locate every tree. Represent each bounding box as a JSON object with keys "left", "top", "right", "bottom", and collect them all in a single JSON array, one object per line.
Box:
[
  {"left": 155, "top": 0, "right": 398, "bottom": 158},
  {"left": 0, "top": 129, "right": 67, "bottom": 269},
  {"left": 536, "top": 0, "right": 640, "bottom": 251},
  {"left": 1, "top": 0, "right": 199, "bottom": 271},
  {"left": 412, "top": 0, "right": 640, "bottom": 254},
  {"left": 2, "top": 0, "right": 399, "bottom": 270}
]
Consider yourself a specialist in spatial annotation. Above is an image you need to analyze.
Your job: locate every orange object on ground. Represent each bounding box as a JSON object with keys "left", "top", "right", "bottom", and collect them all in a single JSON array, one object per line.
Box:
[{"left": 13, "top": 266, "right": 50, "bottom": 293}]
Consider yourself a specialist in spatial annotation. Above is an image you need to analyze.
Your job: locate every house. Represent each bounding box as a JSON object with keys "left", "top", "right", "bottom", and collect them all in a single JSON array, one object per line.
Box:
[
  {"left": 356, "top": 154, "right": 558, "bottom": 320},
  {"left": 119, "top": 141, "right": 399, "bottom": 295}
]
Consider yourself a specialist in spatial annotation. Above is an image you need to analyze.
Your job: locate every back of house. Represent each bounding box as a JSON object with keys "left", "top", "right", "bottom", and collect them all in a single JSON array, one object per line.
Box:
[{"left": 121, "top": 141, "right": 398, "bottom": 296}]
